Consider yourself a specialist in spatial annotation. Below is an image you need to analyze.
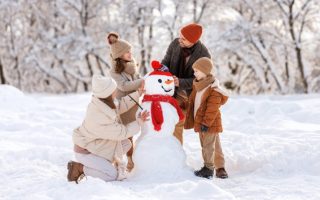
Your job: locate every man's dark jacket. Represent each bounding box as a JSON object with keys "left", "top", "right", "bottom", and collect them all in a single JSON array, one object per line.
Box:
[{"left": 161, "top": 38, "right": 211, "bottom": 95}]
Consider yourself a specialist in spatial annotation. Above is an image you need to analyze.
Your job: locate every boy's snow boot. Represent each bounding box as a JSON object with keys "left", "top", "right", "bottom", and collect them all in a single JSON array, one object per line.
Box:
[
  {"left": 67, "top": 161, "right": 85, "bottom": 184},
  {"left": 216, "top": 168, "right": 228, "bottom": 179},
  {"left": 194, "top": 166, "right": 214, "bottom": 179}
]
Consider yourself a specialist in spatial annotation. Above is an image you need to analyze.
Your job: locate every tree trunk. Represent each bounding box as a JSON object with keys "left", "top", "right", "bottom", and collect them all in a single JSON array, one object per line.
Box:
[
  {"left": 0, "top": 58, "right": 5, "bottom": 84},
  {"left": 79, "top": 67, "right": 88, "bottom": 92},
  {"left": 193, "top": 0, "right": 208, "bottom": 23},
  {"left": 284, "top": 47, "right": 290, "bottom": 82},
  {"left": 95, "top": 54, "right": 105, "bottom": 76},
  {"left": 138, "top": 8, "right": 147, "bottom": 75},
  {"left": 250, "top": 37, "right": 284, "bottom": 93},
  {"left": 288, "top": 1, "right": 308, "bottom": 93},
  {"left": 193, "top": 0, "right": 197, "bottom": 22},
  {"left": 14, "top": 56, "right": 21, "bottom": 89},
  {"left": 140, "top": 42, "right": 146, "bottom": 74},
  {"left": 59, "top": 60, "right": 71, "bottom": 92},
  {"left": 294, "top": 46, "right": 308, "bottom": 92},
  {"left": 83, "top": 81, "right": 88, "bottom": 92},
  {"left": 84, "top": 54, "right": 93, "bottom": 92},
  {"left": 146, "top": 24, "right": 153, "bottom": 72}
]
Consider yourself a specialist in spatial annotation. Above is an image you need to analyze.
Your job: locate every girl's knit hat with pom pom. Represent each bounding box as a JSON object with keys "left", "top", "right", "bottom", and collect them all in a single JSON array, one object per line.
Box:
[{"left": 107, "top": 32, "right": 132, "bottom": 59}]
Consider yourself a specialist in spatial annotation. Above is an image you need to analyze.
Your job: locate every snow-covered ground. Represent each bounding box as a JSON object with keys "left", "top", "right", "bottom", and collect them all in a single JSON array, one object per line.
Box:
[{"left": 1, "top": 85, "right": 320, "bottom": 200}]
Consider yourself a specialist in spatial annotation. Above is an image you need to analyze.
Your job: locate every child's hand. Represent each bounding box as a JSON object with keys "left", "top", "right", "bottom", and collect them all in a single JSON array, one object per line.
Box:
[
  {"left": 138, "top": 80, "right": 145, "bottom": 96},
  {"left": 201, "top": 124, "right": 209, "bottom": 133},
  {"left": 138, "top": 110, "right": 150, "bottom": 122}
]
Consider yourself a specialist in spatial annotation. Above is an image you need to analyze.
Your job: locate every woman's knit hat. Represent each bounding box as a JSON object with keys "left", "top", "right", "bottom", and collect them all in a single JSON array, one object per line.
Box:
[
  {"left": 92, "top": 74, "right": 117, "bottom": 98},
  {"left": 107, "top": 32, "right": 132, "bottom": 59}
]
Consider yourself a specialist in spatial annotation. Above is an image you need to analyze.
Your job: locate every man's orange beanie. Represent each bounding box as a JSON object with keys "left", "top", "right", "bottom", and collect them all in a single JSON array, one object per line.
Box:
[{"left": 180, "top": 23, "right": 203, "bottom": 44}]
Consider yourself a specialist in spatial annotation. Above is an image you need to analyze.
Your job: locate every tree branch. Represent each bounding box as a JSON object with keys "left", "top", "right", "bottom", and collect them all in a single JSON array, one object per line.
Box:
[{"left": 293, "top": 0, "right": 312, "bottom": 21}]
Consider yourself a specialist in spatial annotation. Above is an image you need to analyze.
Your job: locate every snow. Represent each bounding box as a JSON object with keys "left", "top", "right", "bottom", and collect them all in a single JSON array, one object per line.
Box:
[{"left": 1, "top": 85, "right": 320, "bottom": 200}]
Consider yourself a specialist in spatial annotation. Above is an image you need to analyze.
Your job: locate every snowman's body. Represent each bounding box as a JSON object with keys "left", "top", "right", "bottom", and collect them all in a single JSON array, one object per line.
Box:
[{"left": 132, "top": 62, "right": 187, "bottom": 181}]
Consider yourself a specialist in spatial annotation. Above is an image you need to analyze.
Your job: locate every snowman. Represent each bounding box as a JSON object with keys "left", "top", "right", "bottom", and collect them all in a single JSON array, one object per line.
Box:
[{"left": 132, "top": 60, "right": 188, "bottom": 181}]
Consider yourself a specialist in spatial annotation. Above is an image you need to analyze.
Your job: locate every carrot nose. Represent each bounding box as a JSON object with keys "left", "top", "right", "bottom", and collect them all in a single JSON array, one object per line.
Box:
[{"left": 165, "top": 80, "right": 174, "bottom": 84}]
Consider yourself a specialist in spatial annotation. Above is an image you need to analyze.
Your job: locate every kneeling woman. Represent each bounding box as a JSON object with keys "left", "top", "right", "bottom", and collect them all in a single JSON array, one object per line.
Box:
[{"left": 67, "top": 75, "right": 148, "bottom": 183}]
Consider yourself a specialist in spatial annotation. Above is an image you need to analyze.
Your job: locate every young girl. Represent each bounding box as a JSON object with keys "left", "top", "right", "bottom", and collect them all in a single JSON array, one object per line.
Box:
[
  {"left": 67, "top": 75, "right": 148, "bottom": 183},
  {"left": 184, "top": 57, "right": 229, "bottom": 179},
  {"left": 107, "top": 32, "right": 144, "bottom": 171}
]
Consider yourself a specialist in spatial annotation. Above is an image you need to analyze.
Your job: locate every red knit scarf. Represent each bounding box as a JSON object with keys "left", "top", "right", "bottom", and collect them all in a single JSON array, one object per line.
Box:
[{"left": 142, "top": 95, "right": 185, "bottom": 131}]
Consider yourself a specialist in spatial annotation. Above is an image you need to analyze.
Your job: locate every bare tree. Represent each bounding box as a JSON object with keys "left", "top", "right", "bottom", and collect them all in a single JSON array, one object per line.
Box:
[
  {"left": 123, "top": 0, "right": 157, "bottom": 74},
  {"left": 212, "top": 0, "right": 288, "bottom": 93},
  {"left": 192, "top": 0, "right": 211, "bottom": 23},
  {"left": 274, "top": 0, "right": 317, "bottom": 93},
  {"left": 158, "top": 0, "right": 183, "bottom": 41}
]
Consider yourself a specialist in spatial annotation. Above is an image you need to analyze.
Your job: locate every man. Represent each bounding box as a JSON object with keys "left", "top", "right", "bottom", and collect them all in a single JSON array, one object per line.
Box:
[{"left": 161, "top": 23, "right": 228, "bottom": 179}]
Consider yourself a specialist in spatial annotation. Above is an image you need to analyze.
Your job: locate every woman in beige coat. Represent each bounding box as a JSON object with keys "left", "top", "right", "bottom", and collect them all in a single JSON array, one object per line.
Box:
[
  {"left": 107, "top": 32, "right": 144, "bottom": 171},
  {"left": 67, "top": 75, "right": 148, "bottom": 183}
]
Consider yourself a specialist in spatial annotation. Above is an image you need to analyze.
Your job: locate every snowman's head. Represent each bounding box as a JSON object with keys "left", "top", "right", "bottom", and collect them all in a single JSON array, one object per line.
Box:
[{"left": 144, "top": 61, "right": 175, "bottom": 96}]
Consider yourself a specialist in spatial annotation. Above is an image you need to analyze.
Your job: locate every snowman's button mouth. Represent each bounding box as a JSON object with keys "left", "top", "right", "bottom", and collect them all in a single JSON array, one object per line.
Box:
[{"left": 161, "top": 86, "right": 172, "bottom": 93}]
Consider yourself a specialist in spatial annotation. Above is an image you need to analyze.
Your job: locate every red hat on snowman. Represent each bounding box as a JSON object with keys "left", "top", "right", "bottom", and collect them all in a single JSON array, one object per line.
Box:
[{"left": 149, "top": 60, "right": 172, "bottom": 76}]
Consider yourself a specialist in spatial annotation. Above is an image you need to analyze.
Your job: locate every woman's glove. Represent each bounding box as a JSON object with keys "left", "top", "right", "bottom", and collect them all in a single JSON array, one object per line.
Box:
[{"left": 137, "top": 110, "right": 150, "bottom": 125}]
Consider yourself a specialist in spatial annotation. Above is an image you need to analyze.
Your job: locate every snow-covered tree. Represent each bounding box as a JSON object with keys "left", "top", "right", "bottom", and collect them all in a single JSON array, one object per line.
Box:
[
  {"left": 204, "top": 0, "right": 320, "bottom": 94},
  {"left": 0, "top": 0, "right": 319, "bottom": 94}
]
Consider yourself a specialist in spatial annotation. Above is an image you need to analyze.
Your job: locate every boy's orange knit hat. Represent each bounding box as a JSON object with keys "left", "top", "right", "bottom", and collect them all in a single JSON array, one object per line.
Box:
[{"left": 180, "top": 23, "right": 203, "bottom": 44}]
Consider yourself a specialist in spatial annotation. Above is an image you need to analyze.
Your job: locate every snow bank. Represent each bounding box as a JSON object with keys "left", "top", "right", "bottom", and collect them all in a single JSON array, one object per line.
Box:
[{"left": 1, "top": 86, "right": 319, "bottom": 200}]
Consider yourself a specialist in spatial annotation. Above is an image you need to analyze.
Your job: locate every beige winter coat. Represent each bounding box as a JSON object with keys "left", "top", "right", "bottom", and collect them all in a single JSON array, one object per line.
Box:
[
  {"left": 109, "top": 60, "right": 143, "bottom": 124},
  {"left": 72, "top": 91, "right": 140, "bottom": 162}
]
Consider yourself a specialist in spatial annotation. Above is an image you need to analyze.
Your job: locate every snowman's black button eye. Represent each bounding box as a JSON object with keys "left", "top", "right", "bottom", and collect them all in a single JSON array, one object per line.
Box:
[{"left": 158, "top": 79, "right": 162, "bottom": 83}]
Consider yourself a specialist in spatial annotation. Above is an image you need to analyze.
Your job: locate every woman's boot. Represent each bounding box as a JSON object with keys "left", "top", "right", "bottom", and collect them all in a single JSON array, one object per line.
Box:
[{"left": 67, "top": 161, "right": 85, "bottom": 184}]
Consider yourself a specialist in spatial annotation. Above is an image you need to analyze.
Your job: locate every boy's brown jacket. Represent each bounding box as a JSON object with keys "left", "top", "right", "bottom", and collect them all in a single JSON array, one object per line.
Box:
[{"left": 184, "top": 85, "right": 228, "bottom": 134}]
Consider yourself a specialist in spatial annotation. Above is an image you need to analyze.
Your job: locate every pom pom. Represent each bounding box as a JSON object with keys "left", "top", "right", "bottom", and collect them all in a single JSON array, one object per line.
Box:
[
  {"left": 107, "top": 32, "right": 119, "bottom": 45},
  {"left": 151, "top": 60, "right": 162, "bottom": 70}
]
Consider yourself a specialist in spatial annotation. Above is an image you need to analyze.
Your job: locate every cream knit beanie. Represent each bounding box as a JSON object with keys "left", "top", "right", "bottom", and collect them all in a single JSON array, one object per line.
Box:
[{"left": 92, "top": 74, "right": 117, "bottom": 98}]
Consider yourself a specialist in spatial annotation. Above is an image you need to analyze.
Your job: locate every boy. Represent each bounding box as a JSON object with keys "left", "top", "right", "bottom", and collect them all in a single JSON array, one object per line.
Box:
[{"left": 184, "top": 57, "right": 229, "bottom": 179}]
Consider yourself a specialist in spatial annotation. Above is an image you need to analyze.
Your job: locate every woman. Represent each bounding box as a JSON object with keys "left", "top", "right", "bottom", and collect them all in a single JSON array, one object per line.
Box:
[
  {"left": 107, "top": 32, "right": 144, "bottom": 171},
  {"left": 67, "top": 75, "right": 148, "bottom": 183}
]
